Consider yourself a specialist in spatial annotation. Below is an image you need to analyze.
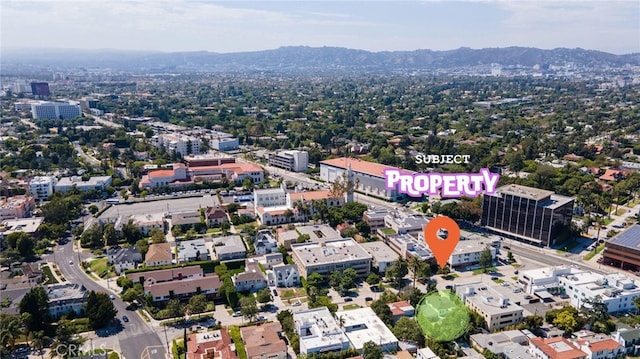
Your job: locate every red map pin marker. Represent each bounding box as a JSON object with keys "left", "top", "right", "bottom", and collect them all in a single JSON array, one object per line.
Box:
[{"left": 424, "top": 216, "right": 461, "bottom": 268}]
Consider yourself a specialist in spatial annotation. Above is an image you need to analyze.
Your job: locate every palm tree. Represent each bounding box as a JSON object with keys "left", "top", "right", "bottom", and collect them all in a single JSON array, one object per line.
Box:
[
  {"left": 408, "top": 256, "right": 422, "bottom": 288},
  {"left": 20, "top": 312, "right": 32, "bottom": 347},
  {"left": 0, "top": 314, "right": 20, "bottom": 352},
  {"left": 30, "top": 331, "right": 49, "bottom": 359}
]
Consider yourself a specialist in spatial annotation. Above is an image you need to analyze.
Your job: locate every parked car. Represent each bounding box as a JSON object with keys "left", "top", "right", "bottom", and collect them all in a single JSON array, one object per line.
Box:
[
  {"left": 232, "top": 311, "right": 242, "bottom": 317},
  {"left": 365, "top": 297, "right": 373, "bottom": 301},
  {"left": 272, "top": 289, "right": 278, "bottom": 297},
  {"left": 122, "top": 315, "right": 129, "bottom": 322},
  {"left": 343, "top": 297, "right": 353, "bottom": 302}
]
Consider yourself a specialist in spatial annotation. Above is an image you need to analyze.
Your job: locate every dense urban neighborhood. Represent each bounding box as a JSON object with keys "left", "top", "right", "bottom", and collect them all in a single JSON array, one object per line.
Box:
[{"left": 2, "top": 45, "right": 640, "bottom": 359}]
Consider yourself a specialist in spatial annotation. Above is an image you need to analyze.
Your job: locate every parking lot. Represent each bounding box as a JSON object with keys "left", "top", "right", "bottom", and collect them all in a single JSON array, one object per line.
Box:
[{"left": 99, "top": 193, "right": 220, "bottom": 219}]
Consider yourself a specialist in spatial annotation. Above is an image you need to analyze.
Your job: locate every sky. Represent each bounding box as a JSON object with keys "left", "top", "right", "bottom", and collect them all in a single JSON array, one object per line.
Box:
[{"left": 1, "top": 1, "right": 639, "bottom": 55}]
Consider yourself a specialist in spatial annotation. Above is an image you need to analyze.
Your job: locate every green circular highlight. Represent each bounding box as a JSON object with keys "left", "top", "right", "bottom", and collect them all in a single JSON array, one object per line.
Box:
[{"left": 415, "top": 290, "right": 469, "bottom": 342}]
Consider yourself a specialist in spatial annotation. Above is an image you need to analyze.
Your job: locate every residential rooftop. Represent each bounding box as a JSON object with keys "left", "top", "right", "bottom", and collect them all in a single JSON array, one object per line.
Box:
[{"left": 291, "top": 238, "right": 372, "bottom": 267}]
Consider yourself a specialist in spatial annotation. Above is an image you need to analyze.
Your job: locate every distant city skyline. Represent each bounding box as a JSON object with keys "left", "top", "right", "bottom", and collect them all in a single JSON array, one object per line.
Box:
[{"left": 1, "top": 1, "right": 638, "bottom": 55}]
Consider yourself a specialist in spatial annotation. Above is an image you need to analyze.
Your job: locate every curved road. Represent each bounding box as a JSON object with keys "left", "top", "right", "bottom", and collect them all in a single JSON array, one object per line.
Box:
[{"left": 49, "top": 240, "right": 164, "bottom": 359}]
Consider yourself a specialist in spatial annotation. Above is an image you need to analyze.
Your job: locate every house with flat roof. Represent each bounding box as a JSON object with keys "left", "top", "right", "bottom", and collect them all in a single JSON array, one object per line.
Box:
[
  {"left": 470, "top": 331, "right": 533, "bottom": 359},
  {"left": 176, "top": 238, "right": 210, "bottom": 263},
  {"left": 449, "top": 240, "right": 497, "bottom": 269},
  {"left": 47, "top": 283, "right": 88, "bottom": 319},
  {"left": 291, "top": 238, "right": 372, "bottom": 278},
  {"left": 212, "top": 235, "right": 246, "bottom": 261},
  {"left": 240, "top": 322, "right": 287, "bottom": 359},
  {"left": 335, "top": 307, "right": 398, "bottom": 353},
  {"left": 295, "top": 224, "right": 341, "bottom": 243},
  {"left": 276, "top": 229, "right": 299, "bottom": 249},
  {"left": 0, "top": 195, "right": 35, "bottom": 220},
  {"left": 130, "top": 212, "right": 165, "bottom": 235},
  {"left": 360, "top": 241, "right": 398, "bottom": 274},
  {"left": 294, "top": 307, "right": 351, "bottom": 355},
  {"left": 169, "top": 211, "right": 203, "bottom": 227}
]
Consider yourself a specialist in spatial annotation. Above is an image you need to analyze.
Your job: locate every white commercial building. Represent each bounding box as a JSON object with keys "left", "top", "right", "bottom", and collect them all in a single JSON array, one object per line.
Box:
[
  {"left": 29, "top": 176, "right": 57, "bottom": 200},
  {"left": 291, "top": 238, "right": 372, "bottom": 278},
  {"left": 449, "top": 239, "right": 497, "bottom": 268},
  {"left": 518, "top": 266, "right": 640, "bottom": 313},
  {"left": 254, "top": 186, "right": 287, "bottom": 208},
  {"left": 269, "top": 150, "right": 309, "bottom": 172},
  {"left": 334, "top": 307, "right": 398, "bottom": 353},
  {"left": 456, "top": 282, "right": 525, "bottom": 331},
  {"left": 294, "top": 307, "right": 351, "bottom": 355},
  {"left": 31, "top": 101, "right": 81, "bottom": 120},
  {"left": 55, "top": 176, "right": 112, "bottom": 192}
]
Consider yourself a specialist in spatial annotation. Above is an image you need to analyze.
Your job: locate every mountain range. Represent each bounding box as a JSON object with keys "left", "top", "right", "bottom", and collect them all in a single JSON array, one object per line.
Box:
[{"left": 2, "top": 46, "right": 639, "bottom": 71}]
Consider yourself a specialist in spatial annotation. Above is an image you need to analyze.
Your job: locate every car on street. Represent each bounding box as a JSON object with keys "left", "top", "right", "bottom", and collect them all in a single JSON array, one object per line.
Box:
[
  {"left": 256, "top": 315, "right": 267, "bottom": 322},
  {"left": 122, "top": 315, "right": 129, "bottom": 322},
  {"left": 292, "top": 301, "right": 302, "bottom": 306},
  {"left": 232, "top": 311, "right": 242, "bottom": 317},
  {"left": 343, "top": 297, "right": 353, "bottom": 302},
  {"left": 524, "top": 295, "right": 533, "bottom": 300},
  {"left": 109, "top": 294, "right": 115, "bottom": 300},
  {"left": 272, "top": 289, "right": 278, "bottom": 296},
  {"left": 365, "top": 297, "right": 373, "bottom": 301}
]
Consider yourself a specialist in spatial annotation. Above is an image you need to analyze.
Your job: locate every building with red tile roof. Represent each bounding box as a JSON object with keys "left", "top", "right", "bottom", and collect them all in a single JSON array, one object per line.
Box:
[
  {"left": 240, "top": 322, "right": 287, "bottom": 359},
  {"left": 140, "top": 161, "right": 263, "bottom": 189},
  {"left": 575, "top": 337, "right": 624, "bottom": 359},
  {"left": 529, "top": 337, "right": 587, "bottom": 359},
  {"left": 599, "top": 169, "right": 624, "bottom": 182},
  {"left": 387, "top": 300, "right": 415, "bottom": 322},
  {"left": 320, "top": 157, "right": 409, "bottom": 201},
  {"left": 186, "top": 330, "right": 237, "bottom": 359}
]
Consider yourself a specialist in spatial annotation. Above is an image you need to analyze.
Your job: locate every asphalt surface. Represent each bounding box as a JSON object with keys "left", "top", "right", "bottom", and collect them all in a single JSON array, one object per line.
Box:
[
  {"left": 99, "top": 194, "right": 220, "bottom": 220},
  {"left": 49, "top": 240, "right": 164, "bottom": 359}
]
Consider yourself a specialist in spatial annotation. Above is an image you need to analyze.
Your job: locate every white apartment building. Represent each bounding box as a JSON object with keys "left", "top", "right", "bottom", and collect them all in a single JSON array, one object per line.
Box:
[
  {"left": 254, "top": 186, "right": 287, "bottom": 208},
  {"left": 269, "top": 150, "right": 309, "bottom": 172},
  {"left": 519, "top": 266, "right": 640, "bottom": 313},
  {"left": 294, "top": 307, "right": 351, "bottom": 355},
  {"left": 55, "top": 176, "right": 112, "bottom": 192},
  {"left": 450, "top": 240, "right": 497, "bottom": 268},
  {"left": 335, "top": 307, "right": 398, "bottom": 353},
  {"left": 29, "top": 176, "right": 57, "bottom": 200},
  {"left": 290, "top": 238, "right": 372, "bottom": 278},
  {"left": 151, "top": 134, "right": 202, "bottom": 156},
  {"left": 456, "top": 283, "right": 525, "bottom": 331},
  {"left": 47, "top": 283, "right": 88, "bottom": 319},
  {"left": 31, "top": 101, "right": 82, "bottom": 120}
]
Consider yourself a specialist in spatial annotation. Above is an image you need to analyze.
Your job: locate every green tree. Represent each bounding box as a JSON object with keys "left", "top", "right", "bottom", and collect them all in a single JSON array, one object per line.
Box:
[
  {"left": 339, "top": 268, "right": 358, "bottom": 295},
  {"left": 479, "top": 246, "right": 493, "bottom": 273},
  {"left": 19, "top": 286, "right": 49, "bottom": 332},
  {"left": 30, "top": 330, "right": 49, "bottom": 359},
  {"left": 355, "top": 221, "right": 371, "bottom": 237},
  {"left": 553, "top": 311, "right": 580, "bottom": 333},
  {"left": 371, "top": 299, "right": 394, "bottom": 326},
  {"left": 306, "top": 272, "right": 323, "bottom": 288},
  {"left": 85, "top": 291, "right": 117, "bottom": 329},
  {"left": 167, "top": 299, "right": 185, "bottom": 319},
  {"left": 240, "top": 296, "right": 259, "bottom": 322},
  {"left": 256, "top": 289, "right": 273, "bottom": 306},
  {"left": 362, "top": 340, "right": 383, "bottom": 359},
  {"left": 392, "top": 317, "right": 425, "bottom": 346},
  {"left": 386, "top": 257, "right": 409, "bottom": 289},
  {"left": 188, "top": 294, "right": 207, "bottom": 316},
  {"left": 507, "top": 250, "right": 515, "bottom": 263},
  {"left": 0, "top": 313, "right": 20, "bottom": 352},
  {"left": 88, "top": 204, "right": 99, "bottom": 215},
  {"left": 365, "top": 273, "right": 381, "bottom": 286},
  {"left": 149, "top": 227, "right": 166, "bottom": 243}
]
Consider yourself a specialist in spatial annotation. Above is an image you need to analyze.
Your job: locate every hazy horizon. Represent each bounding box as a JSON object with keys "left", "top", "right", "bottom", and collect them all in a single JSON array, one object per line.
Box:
[{"left": 1, "top": 1, "right": 639, "bottom": 55}]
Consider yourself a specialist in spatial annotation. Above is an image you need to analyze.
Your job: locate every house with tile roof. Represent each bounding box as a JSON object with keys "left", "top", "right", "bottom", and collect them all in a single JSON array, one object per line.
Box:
[
  {"left": 232, "top": 262, "right": 267, "bottom": 292},
  {"left": 529, "top": 337, "right": 587, "bottom": 359},
  {"left": 205, "top": 206, "right": 229, "bottom": 227},
  {"left": 575, "top": 336, "right": 624, "bottom": 359},
  {"left": 144, "top": 242, "right": 172, "bottom": 267},
  {"left": 240, "top": 322, "right": 287, "bottom": 359},
  {"left": 186, "top": 330, "right": 237, "bottom": 359}
]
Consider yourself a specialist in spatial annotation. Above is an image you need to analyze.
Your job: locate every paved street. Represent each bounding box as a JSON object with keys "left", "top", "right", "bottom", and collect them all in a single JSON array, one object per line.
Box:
[{"left": 47, "top": 240, "right": 165, "bottom": 359}]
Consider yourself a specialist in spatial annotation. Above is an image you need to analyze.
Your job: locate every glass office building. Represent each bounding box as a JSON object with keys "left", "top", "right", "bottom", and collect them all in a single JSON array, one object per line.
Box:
[{"left": 481, "top": 184, "right": 574, "bottom": 247}]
